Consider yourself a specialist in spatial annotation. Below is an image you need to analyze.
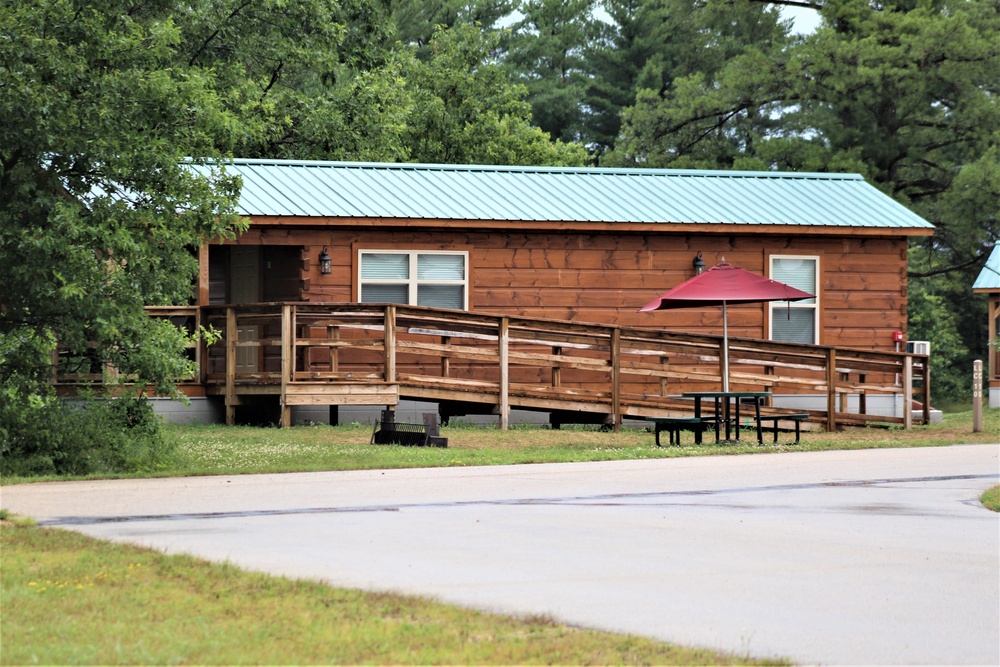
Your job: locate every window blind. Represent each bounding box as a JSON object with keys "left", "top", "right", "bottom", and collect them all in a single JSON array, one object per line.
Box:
[
  {"left": 418, "top": 254, "right": 464, "bottom": 280},
  {"left": 771, "top": 258, "right": 816, "bottom": 304},
  {"left": 361, "top": 253, "right": 409, "bottom": 280},
  {"left": 418, "top": 285, "right": 464, "bottom": 310},
  {"left": 361, "top": 284, "right": 408, "bottom": 304},
  {"left": 771, "top": 307, "right": 815, "bottom": 344},
  {"left": 359, "top": 250, "right": 469, "bottom": 309}
]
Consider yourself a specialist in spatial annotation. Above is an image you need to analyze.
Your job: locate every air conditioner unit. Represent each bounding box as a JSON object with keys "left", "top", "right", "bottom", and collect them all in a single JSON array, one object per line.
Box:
[{"left": 907, "top": 341, "right": 930, "bottom": 355}]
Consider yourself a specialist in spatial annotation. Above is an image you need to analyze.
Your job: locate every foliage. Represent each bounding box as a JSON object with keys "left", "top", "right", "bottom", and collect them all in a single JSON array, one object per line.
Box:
[
  {"left": 170, "top": 0, "right": 408, "bottom": 161},
  {"left": 0, "top": 1, "right": 263, "bottom": 471},
  {"left": 906, "top": 281, "right": 970, "bottom": 399},
  {"left": 582, "top": 0, "right": 791, "bottom": 154},
  {"left": 0, "top": 0, "right": 246, "bottom": 403},
  {"left": 583, "top": 0, "right": 682, "bottom": 152},
  {"left": 601, "top": 0, "right": 999, "bottom": 398},
  {"left": 390, "top": 0, "right": 518, "bottom": 58},
  {"left": 601, "top": 0, "right": 794, "bottom": 168},
  {"left": 401, "top": 24, "right": 589, "bottom": 165},
  {"left": 506, "top": 0, "right": 601, "bottom": 142},
  {"left": 0, "top": 395, "right": 175, "bottom": 477}
]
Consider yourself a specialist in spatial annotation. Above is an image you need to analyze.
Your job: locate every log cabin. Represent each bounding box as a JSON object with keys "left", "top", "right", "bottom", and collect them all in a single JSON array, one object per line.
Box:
[{"left": 70, "top": 159, "right": 940, "bottom": 427}]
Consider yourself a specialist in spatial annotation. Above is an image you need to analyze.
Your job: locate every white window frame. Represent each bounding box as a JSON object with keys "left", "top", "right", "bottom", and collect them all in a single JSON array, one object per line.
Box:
[
  {"left": 358, "top": 249, "right": 469, "bottom": 310},
  {"left": 768, "top": 254, "right": 820, "bottom": 344}
]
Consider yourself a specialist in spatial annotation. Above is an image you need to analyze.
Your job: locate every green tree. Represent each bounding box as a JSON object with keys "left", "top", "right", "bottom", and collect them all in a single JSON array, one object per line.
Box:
[
  {"left": 0, "top": 0, "right": 249, "bottom": 470},
  {"left": 584, "top": 0, "right": 732, "bottom": 154},
  {"left": 0, "top": 0, "right": 412, "bottom": 405},
  {"left": 906, "top": 281, "right": 971, "bottom": 402},
  {"left": 170, "top": 0, "right": 407, "bottom": 161},
  {"left": 0, "top": 0, "right": 245, "bottom": 395},
  {"left": 601, "top": 0, "right": 793, "bottom": 167},
  {"left": 506, "top": 0, "right": 600, "bottom": 142},
  {"left": 606, "top": 0, "right": 999, "bottom": 397},
  {"left": 401, "top": 24, "right": 589, "bottom": 165},
  {"left": 390, "top": 0, "right": 518, "bottom": 58},
  {"left": 802, "top": 0, "right": 999, "bottom": 399}
]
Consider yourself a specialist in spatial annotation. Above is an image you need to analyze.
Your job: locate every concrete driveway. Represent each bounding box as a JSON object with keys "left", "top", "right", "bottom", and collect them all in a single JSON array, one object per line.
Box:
[{"left": 3, "top": 445, "right": 998, "bottom": 665}]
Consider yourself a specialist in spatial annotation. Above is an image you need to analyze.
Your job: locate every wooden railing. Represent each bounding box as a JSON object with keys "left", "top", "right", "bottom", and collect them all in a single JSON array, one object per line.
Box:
[
  {"left": 198, "top": 303, "right": 931, "bottom": 430},
  {"left": 53, "top": 306, "right": 203, "bottom": 386}
]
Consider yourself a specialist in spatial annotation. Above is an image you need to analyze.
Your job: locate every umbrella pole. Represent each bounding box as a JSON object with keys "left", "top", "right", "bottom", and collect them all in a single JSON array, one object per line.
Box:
[{"left": 722, "top": 301, "right": 730, "bottom": 392}]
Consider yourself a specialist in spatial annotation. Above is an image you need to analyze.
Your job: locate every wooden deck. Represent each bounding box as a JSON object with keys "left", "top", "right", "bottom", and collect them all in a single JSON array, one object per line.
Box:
[{"left": 133, "top": 302, "right": 932, "bottom": 430}]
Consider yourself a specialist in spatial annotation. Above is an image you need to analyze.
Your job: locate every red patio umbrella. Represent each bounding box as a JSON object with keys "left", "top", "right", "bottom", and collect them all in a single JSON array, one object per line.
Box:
[{"left": 639, "top": 261, "right": 814, "bottom": 391}]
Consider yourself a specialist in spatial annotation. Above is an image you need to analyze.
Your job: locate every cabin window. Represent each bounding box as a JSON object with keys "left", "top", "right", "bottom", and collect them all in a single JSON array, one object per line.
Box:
[
  {"left": 359, "top": 250, "right": 468, "bottom": 310},
  {"left": 769, "top": 256, "right": 819, "bottom": 344}
]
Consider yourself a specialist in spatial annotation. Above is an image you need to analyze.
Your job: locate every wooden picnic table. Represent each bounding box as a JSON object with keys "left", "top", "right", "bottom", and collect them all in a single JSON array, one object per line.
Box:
[{"left": 681, "top": 391, "right": 771, "bottom": 444}]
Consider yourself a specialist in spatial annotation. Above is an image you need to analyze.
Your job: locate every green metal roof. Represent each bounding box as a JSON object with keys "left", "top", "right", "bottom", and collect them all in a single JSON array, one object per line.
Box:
[
  {"left": 195, "top": 159, "right": 935, "bottom": 230},
  {"left": 972, "top": 245, "right": 1000, "bottom": 291}
]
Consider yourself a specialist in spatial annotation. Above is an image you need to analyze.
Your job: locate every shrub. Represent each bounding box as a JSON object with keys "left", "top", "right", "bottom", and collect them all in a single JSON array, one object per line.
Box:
[{"left": 0, "top": 393, "right": 176, "bottom": 477}]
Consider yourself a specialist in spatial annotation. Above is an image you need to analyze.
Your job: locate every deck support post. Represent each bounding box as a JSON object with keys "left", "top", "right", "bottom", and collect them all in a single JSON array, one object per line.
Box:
[
  {"left": 921, "top": 358, "right": 931, "bottom": 425},
  {"left": 384, "top": 306, "right": 396, "bottom": 384},
  {"left": 196, "top": 245, "right": 209, "bottom": 385},
  {"left": 826, "top": 349, "right": 837, "bottom": 432},
  {"left": 194, "top": 306, "right": 204, "bottom": 384},
  {"left": 197, "top": 244, "right": 209, "bottom": 306},
  {"left": 279, "top": 304, "right": 293, "bottom": 428},
  {"left": 225, "top": 307, "right": 237, "bottom": 426},
  {"left": 441, "top": 336, "right": 451, "bottom": 377},
  {"left": 329, "top": 326, "right": 339, "bottom": 373},
  {"left": 498, "top": 316, "right": 509, "bottom": 430},
  {"left": 903, "top": 355, "right": 913, "bottom": 429},
  {"left": 611, "top": 328, "right": 622, "bottom": 432}
]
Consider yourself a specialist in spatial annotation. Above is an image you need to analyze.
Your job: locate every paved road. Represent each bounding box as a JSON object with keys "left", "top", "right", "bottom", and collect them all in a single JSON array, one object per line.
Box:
[{"left": 3, "top": 445, "right": 999, "bottom": 665}]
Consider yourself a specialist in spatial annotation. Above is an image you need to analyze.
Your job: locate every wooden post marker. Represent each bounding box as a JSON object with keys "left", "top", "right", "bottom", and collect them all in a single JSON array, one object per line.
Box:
[{"left": 973, "top": 360, "right": 983, "bottom": 433}]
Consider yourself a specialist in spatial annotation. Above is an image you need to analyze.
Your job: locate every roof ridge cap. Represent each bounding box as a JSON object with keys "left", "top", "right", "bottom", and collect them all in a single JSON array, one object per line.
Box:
[{"left": 200, "top": 158, "right": 862, "bottom": 180}]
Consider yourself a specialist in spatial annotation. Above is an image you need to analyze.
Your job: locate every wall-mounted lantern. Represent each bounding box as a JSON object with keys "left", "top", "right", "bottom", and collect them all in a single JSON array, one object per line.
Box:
[
  {"left": 318, "top": 246, "right": 332, "bottom": 275},
  {"left": 692, "top": 252, "right": 706, "bottom": 275}
]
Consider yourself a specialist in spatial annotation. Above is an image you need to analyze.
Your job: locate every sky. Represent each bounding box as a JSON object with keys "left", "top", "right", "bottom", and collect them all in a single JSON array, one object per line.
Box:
[
  {"left": 509, "top": 4, "right": 825, "bottom": 35},
  {"left": 780, "top": 5, "right": 823, "bottom": 34}
]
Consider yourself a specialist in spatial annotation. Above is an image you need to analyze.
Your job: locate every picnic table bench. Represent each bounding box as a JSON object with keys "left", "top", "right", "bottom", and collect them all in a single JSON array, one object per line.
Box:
[
  {"left": 757, "top": 413, "right": 810, "bottom": 444},
  {"left": 649, "top": 416, "right": 709, "bottom": 446}
]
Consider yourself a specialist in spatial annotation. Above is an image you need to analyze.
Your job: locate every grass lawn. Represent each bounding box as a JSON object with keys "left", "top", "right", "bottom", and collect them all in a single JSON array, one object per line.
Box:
[
  {"left": 123, "top": 404, "right": 1000, "bottom": 478},
  {"left": 0, "top": 519, "right": 775, "bottom": 666},
  {"left": 4, "top": 406, "right": 995, "bottom": 485},
  {"left": 982, "top": 485, "right": 1000, "bottom": 511},
  {"left": 1, "top": 407, "right": 995, "bottom": 665}
]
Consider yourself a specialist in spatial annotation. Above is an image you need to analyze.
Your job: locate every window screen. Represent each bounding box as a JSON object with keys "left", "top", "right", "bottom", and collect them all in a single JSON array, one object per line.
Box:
[
  {"left": 770, "top": 256, "right": 819, "bottom": 344},
  {"left": 359, "top": 250, "right": 468, "bottom": 309}
]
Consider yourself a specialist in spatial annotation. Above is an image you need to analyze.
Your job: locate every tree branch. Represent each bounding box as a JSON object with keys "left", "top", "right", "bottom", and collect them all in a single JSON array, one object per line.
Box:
[
  {"left": 908, "top": 247, "right": 995, "bottom": 278},
  {"left": 260, "top": 62, "right": 284, "bottom": 100},
  {"left": 188, "top": 0, "right": 255, "bottom": 67},
  {"left": 744, "top": 0, "right": 824, "bottom": 11}
]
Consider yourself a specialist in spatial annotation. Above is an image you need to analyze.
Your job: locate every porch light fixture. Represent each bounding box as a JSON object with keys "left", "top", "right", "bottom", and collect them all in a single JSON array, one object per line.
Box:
[
  {"left": 318, "top": 246, "right": 332, "bottom": 275},
  {"left": 692, "top": 252, "right": 706, "bottom": 275}
]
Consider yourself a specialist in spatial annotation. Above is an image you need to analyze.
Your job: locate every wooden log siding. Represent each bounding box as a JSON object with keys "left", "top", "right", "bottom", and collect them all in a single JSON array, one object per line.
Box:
[
  {"left": 261, "top": 229, "right": 914, "bottom": 350},
  {"left": 193, "top": 303, "right": 929, "bottom": 430}
]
